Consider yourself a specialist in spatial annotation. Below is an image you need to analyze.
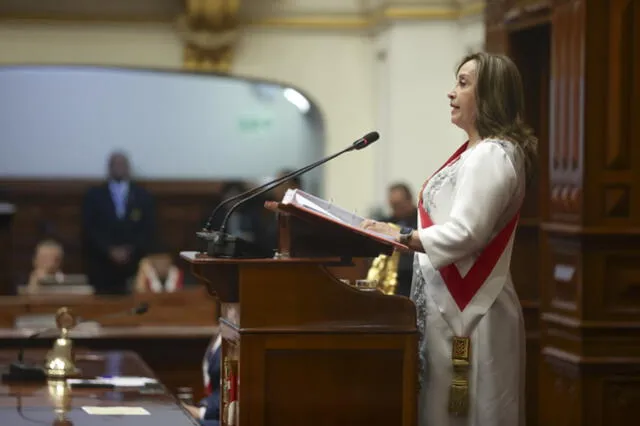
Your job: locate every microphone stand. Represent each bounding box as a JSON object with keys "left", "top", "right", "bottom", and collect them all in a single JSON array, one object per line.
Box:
[
  {"left": 196, "top": 163, "right": 321, "bottom": 259},
  {"left": 205, "top": 132, "right": 379, "bottom": 258}
]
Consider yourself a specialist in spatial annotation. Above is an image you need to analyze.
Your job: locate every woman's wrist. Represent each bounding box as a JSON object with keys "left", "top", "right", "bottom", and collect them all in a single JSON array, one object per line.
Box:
[
  {"left": 397, "top": 227, "right": 413, "bottom": 245},
  {"left": 405, "top": 230, "right": 423, "bottom": 252}
]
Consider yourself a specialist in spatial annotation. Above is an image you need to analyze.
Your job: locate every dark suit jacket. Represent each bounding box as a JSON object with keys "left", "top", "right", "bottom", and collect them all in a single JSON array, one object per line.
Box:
[
  {"left": 383, "top": 212, "right": 418, "bottom": 297},
  {"left": 200, "top": 344, "right": 221, "bottom": 422},
  {"left": 81, "top": 182, "right": 155, "bottom": 291}
]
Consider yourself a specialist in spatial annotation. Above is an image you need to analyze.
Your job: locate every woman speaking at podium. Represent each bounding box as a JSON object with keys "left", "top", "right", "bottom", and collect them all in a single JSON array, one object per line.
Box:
[{"left": 362, "top": 52, "right": 537, "bottom": 426}]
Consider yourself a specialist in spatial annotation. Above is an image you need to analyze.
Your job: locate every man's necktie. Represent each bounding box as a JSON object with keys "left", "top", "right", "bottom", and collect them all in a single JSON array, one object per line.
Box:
[{"left": 112, "top": 185, "right": 127, "bottom": 219}]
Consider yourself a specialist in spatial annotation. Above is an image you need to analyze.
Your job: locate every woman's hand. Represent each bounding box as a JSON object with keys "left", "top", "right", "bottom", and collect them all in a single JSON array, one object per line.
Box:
[
  {"left": 360, "top": 219, "right": 400, "bottom": 239},
  {"left": 361, "top": 219, "right": 423, "bottom": 253}
]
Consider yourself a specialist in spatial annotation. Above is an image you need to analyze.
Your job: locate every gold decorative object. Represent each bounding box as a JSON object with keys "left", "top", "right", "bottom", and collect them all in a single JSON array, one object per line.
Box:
[
  {"left": 222, "top": 357, "right": 239, "bottom": 425},
  {"left": 448, "top": 336, "right": 470, "bottom": 416},
  {"left": 48, "top": 377, "right": 73, "bottom": 426},
  {"left": 366, "top": 223, "right": 400, "bottom": 295},
  {"left": 177, "top": 0, "right": 242, "bottom": 73},
  {"left": 44, "top": 308, "right": 80, "bottom": 379}
]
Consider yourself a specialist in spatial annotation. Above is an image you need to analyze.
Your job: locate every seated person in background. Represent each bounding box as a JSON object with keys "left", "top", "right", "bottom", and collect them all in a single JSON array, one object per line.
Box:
[
  {"left": 183, "top": 332, "right": 222, "bottom": 426},
  {"left": 367, "top": 183, "right": 417, "bottom": 297},
  {"left": 24, "top": 239, "right": 65, "bottom": 295},
  {"left": 134, "top": 249, "right": 184, "bottom": 293}
]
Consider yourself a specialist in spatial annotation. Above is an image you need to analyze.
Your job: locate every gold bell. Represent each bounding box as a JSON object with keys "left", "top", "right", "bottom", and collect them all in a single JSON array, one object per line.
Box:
[{"left": 44, "top": 308, "right": 80, "bottom": 379}]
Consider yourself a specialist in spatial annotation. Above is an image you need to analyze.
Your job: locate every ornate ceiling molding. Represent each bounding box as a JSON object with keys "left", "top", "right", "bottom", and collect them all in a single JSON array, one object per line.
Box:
[
  {"left": 0, "top": 0, "right": 182, "bottom": 23},
  {"left": 178, "top": 0, "right": 241, "bottom": 73},
  {"left": 246, "top": 1, "right": 485, "bottom": 30},
  {"left": 0, "top": 0, "right": 485, "bottom": 29}
]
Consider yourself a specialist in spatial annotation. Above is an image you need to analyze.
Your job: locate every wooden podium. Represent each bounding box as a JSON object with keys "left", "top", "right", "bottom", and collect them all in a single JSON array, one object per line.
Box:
[{"left": 181, "top": 193, "right": 418, "bottom": 426}]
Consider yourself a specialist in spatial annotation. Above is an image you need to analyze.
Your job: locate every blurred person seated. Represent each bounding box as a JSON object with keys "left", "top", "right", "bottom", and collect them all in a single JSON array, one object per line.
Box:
[
  {"left": 266, "top": 169, "right": 302, "bottom": 203},
  {"left": 134, "top": 248, "right": 184, "bottom": 293},
  {"left": 367, "top": 183, "right": 417, "bottom": 297},
  {"left": 24, "top": 239, "right": 64, "bottom": 294},
  {"left": 201, "top": 181, "right": 272, "bottom": 257},
  {"left": 21, "top": 240, "right": 90, "bottom": 295},
  {"left": 182, "top": 302, "right": 238, "bottom": 426},
  {"left": 182, "top": 330, "right": 222, "bottom": 426}
]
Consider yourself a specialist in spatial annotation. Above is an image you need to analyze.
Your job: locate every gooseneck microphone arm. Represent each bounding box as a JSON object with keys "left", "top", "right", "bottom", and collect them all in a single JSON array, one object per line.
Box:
[
  {"left": 218, "top": 131, "right": 380, "bottom": 235},
  {"left": 202, "top": 168, "right": 306, "bottom": 232},
  {"left": 218, "top": 148, "right": 344, "bottom": 234},
  {"left": 201, "top": 131, "right": 379, "bottom": 233}
]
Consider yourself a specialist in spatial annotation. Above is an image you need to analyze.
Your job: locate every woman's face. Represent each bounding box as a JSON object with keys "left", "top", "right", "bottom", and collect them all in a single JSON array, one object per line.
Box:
[
  {"left": 448, "top": 59, "right": 477, "bottom": 134},
  {"left": 34, "top": 246, "right": 62, "bottom": 274}
]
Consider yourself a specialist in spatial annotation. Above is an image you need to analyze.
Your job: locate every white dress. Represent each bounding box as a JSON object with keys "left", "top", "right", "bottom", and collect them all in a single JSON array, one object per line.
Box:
[{"left": 411, "top": 139, "right": 527, "bottom": 426}]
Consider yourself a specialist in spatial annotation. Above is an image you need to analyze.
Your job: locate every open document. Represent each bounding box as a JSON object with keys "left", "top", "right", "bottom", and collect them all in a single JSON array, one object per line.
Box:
[{"left": 280, "top": 189, "right": 408, "bottom": 250}]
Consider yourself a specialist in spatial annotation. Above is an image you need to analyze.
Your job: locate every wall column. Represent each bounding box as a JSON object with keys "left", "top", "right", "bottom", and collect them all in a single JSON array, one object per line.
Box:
[{"left": 371, "top": 1, "right": 483, "bottom": 210}]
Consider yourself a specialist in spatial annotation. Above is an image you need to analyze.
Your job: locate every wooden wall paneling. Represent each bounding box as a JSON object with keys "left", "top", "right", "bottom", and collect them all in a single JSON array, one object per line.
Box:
[
  {"left": 584, "top": 0, "right": 640, "bottom": 228},
  {"left": 484, "top": 0, "right": 508, "bottom": 53},
  {"left": 0, "top": 209, "right": 14, "bottom": 296},
  {"left": 485, "top": 26, "right": 508, "bottom": 54},
  {"left": 0, "top": 179, "right": 228, "bottom": 290},
  {"left": 547, "top": 0, "right": 584, "bottom": 225},
  {"left": 506, "top": 15, "right": 551, "bottom": 426},
  {"left": 539, "top": 0, "right": 640, "bottom": 425}
]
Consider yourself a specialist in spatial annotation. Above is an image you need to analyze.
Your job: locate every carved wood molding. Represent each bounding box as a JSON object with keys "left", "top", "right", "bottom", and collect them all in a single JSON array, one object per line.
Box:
[
  {"left": 179, "top": 0, "right": 241, "bottom": 73},
  {"left": 488, "top": 0, "right": 640, "bottom": 424},
  {"left": 0, "top": 1, "right": 486, "bottom": 29}
]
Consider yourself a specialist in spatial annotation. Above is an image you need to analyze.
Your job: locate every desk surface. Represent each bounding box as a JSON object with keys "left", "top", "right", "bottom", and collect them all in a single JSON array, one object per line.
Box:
[
  {"left": 0, "top": 325, "right": 215, "bottom": 339},
  {"left": 0, "top": 350, "right": 199, "bottom": 426}
]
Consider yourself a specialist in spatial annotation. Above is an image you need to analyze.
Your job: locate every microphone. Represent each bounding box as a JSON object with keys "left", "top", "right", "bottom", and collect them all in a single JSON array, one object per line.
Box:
[
  {"left": 200, "top": 131, "right": 378, "bottom": 233},
  {"left": 202, "top": 170, "right": 303, "bottom": 233},
  {"left": 203, "top": 131, "right": 380, "bottom": 258},
  {"left": 2, "top": 302, "right": 150, "bottom": 382}
]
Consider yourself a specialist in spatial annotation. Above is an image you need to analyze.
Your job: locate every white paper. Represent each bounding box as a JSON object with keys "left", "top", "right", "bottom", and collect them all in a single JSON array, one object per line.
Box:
[
  {"left": 282, "top": 189, "right": 363, "bottom": 225},
  {"left": 281, "top": 188, "right": 401, "bottom": 243},
  {"left": 82, "top": 406, "right": 150, "bottom": 415},
  {"left": 97, "top": 376, "right": 158, "bottom": 387},
  {"left": 69, "top": 376, "right": 158, "bottom": 388}
]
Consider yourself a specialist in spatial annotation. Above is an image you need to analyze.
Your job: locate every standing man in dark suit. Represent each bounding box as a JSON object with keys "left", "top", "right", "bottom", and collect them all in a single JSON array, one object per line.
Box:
[{"left": 82, "top": 152, "right": 156, "bottom": 295}]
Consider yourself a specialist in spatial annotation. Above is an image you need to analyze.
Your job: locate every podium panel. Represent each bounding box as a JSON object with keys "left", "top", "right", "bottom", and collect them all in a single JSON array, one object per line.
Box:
[{"left": 182, "top": 252, "right": 418, "bottom": 426}]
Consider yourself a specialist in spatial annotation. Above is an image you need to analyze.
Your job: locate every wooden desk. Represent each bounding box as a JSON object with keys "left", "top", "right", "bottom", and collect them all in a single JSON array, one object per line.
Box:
[
  {"left": 0, "top": 288, "right": 217, "bottom": 400},
  {"left": 0, "top": 287, "right": 216, "bottom": 327},
  {"left": 0, "top": 327, "right": 214, "bottom": 402},
  {"left": 0, "top": 350, "right": 199, "bottom": 425}
]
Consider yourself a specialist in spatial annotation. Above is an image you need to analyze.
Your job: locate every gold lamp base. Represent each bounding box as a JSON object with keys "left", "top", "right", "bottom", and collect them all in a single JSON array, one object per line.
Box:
[{"left": 44, "top": 308, "right": 81, "bottom": 379}]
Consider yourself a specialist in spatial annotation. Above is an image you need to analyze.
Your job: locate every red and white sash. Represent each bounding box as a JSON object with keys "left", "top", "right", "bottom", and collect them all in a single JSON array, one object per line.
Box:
[
  {"left": 145, "top": 267, "right": 184, "bottom": 293},
  {"left": 417, "top": 142, "right": 519, "bottom": 318}
]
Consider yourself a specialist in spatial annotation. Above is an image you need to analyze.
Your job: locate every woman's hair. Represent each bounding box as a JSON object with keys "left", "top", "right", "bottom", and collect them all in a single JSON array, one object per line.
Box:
[{"left": 456, "top": 52, "right": 538, "bottom": 180}]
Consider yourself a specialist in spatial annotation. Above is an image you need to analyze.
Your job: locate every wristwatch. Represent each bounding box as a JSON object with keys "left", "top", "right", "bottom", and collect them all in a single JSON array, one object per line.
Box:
[{"left": 398, "top": 226, "right": 413, "bottom": 245}]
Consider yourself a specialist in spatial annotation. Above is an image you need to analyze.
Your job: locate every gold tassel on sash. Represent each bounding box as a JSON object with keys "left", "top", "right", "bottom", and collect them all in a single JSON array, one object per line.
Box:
[{"left": 449, "top": 336, "right": 470, "bottom": 416}]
